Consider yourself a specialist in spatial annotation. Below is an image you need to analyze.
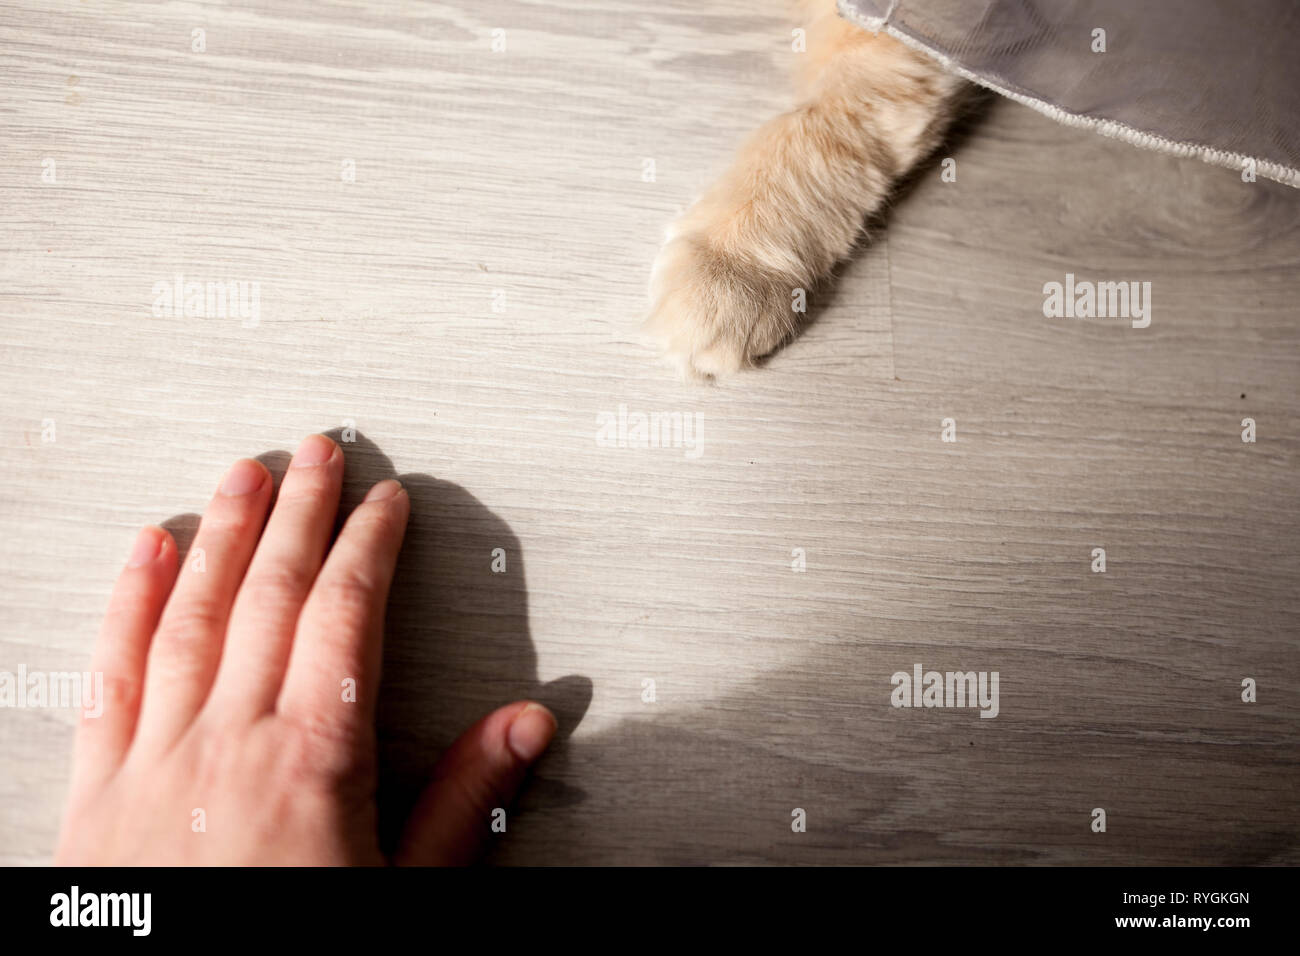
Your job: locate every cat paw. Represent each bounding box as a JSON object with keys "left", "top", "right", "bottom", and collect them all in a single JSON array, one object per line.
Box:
[{"left": 644, "top": 231, "right": 801, "bottom": 379}]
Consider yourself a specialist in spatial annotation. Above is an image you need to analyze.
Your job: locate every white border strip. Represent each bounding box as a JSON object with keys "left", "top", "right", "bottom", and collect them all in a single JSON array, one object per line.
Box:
[{"left": 837, "top": 0, "right": 1300, "bottom": 189}]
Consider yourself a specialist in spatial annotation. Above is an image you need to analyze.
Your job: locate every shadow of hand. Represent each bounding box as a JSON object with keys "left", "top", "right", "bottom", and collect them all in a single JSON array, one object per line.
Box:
[{"left": 315, "top": 429, "right": 592, "bottom": 853}]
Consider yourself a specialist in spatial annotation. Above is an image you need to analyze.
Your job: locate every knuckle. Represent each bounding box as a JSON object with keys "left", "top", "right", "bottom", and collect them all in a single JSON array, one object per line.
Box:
[
  {"left": 283, "top": 711, "right": 376, "bottom": 785},
  {"left": 444, "top": 764, "right": 511, "bottom": 822},
  {"left": 97, "top": 673, "right": 141, "bottom": 716},
  {"left": 274, "top": 480, "right": 333, "bottom": 506},
  {"left": 354, "top": 504, "right": 402, "bottom": 540},
  {"left": 318, "top": 568, "right": 378, "bottom": 621},
  {"left": 243, "top": 561, "right": 316, "bottom": 605},
  {"left": 275, "top": 459, "right": 341, "bottom": 501},
  {"left": 77, "top": 673, "right": 139, "bottom": 728},
  {"left": 149, "top": 605, "right": 224, "bottom": 677},
  {"left": 101, "top": 600, "right": 137, "bottom": 629},
  {"left": 201, "top": 507, "right": 262, "bottom": 538},
  {"left": 158, "top": 601, "right": 225, "bottom": 644},
  {"left": 104, "top": 579, "right": 155, "bottom": 622}
]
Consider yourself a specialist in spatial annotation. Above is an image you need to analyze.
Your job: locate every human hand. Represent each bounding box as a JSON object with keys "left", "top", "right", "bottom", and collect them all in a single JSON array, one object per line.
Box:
[{"left": 55, "top": 434, "right": 557, "bottom": 865}]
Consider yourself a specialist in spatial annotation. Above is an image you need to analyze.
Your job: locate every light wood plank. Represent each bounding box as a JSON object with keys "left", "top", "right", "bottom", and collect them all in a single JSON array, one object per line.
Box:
[{"left": 0, "top": 0, "right": 1296, "bottom": 865}]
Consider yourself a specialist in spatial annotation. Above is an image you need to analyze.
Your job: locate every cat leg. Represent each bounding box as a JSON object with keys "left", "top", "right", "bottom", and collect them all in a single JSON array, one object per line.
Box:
[{"left": 646, "top": 5, "right": 967, "bottom": 377}]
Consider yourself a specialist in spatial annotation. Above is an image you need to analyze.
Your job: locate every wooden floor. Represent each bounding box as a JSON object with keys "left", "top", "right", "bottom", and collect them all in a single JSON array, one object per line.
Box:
[{"left": 1, "top": 0, "right": 1297, "bottom": 865}]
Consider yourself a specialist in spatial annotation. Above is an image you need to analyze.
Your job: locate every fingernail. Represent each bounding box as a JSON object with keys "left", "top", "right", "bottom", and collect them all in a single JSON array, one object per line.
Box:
[
  {"left": 507, "top": 703, "right": 557, "bottom": 763},
  {"left": 126, "top": 526, "right": 164, "bottom": 567},
  {"left": 291, "top": 434, "right": 337, "bottom": 468},
  {"left": 364, "top": 479, "right": 403, "bottom": 502},
  {"left": 219, "top": 458, "right": 267, "bottom": 496}
]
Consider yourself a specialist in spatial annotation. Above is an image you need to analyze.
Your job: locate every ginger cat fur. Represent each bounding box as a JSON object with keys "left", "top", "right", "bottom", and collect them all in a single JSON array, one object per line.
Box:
[{"left": 646, "top": 0, "right": 970, "bottom": 378}]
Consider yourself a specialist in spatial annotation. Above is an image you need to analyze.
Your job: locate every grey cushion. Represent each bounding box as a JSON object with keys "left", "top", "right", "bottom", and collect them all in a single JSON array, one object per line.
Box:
[{"left": 838, "top": 0, "right": 1300, "bottom": 187}]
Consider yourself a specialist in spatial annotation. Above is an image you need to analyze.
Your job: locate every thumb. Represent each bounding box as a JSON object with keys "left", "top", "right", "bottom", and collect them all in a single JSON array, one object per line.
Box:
[{"left": 394, "top": 701, "right": 557, "bottom": 866}]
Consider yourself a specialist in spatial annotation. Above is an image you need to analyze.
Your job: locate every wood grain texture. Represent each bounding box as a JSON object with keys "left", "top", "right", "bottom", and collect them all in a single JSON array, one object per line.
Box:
[{"left": 0, "top": 0, "right": 1297, "bottom": 865}]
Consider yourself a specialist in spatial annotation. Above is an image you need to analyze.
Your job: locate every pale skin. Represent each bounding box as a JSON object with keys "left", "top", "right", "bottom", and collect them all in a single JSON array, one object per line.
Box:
[{"left": 55, "top": 433, "right": 557, "bottom": 865}]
